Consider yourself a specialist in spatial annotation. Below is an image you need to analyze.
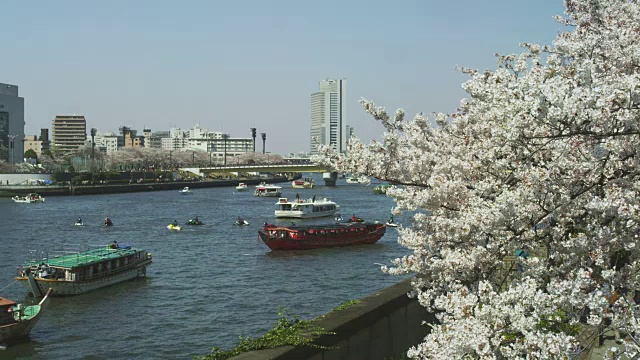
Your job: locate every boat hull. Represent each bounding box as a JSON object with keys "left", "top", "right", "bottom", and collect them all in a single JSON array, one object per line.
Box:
[
  {"left": 259, "top": 223, "right": 386, "bottom": 250},
  {"left": 274, "top": 210, "right": 338, "bottom": 219},
  {"left": 0, "top": 290, "right": 51, "bottom": 343},
  {"left": 254, "top": 191, "right": 282, "bottom": 197},
  {"left": 16, "top": 261, "right": 151, "bottom": 296}
]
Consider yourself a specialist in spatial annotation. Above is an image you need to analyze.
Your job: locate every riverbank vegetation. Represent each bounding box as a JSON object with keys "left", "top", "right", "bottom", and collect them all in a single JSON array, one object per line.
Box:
[{"left": 195, "top": 308, "right": 331, "bottom": 360}]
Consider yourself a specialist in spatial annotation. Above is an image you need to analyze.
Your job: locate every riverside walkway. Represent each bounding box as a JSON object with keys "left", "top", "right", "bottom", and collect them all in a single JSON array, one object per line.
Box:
[{"left": 0, "top": 176, "right": 293, "bottom": 197}]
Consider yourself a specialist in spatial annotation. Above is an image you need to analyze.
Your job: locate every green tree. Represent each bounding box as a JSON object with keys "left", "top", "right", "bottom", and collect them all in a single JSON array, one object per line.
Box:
[{"left": 24, "top": 149, "right": 38, "bottom": 162}]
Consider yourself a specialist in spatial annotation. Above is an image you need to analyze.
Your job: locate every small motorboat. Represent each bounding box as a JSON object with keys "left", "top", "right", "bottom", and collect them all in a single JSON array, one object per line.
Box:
[
  {"left": 186, "top": 219, "right": 204, "bottom": 225},
  {"left": 178, "top": 187, "right": 192, "bottom": 194},
  {"left": 167, "top": 224, "right": 182, "bottom": 231},
  {"left": 385, "top": 222, "right": 398, "bottom": 228},
  {"left": 234, "top": 219, "right": 249, "bottom": 226},
  {"left": 12, "top": 193, "right": 45, "bottom": 203},
  {"left": 74, "top": 222, "right": 84, "bottom": 226},
  {"left": 235, "top": 183, "right": 248, "bottom": 191}
]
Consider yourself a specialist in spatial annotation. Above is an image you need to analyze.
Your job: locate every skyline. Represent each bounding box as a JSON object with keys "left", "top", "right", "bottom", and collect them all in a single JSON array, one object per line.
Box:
[{"left": 3, "top": 0, "right": 565, "bottom": 154}]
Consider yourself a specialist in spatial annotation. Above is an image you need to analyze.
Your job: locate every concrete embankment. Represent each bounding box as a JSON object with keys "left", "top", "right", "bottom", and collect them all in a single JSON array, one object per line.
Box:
[
  {"left": 231, "top": 278, "right": 434, "bottom": 360},
  {"left": 0, "top": 176, "right": 291, "bottom": 197}
]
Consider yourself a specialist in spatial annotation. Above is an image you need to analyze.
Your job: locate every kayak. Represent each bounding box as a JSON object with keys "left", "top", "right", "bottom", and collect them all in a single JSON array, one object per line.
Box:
[
  {"left": 234, "top": 220, "right": 249, "bottom": 226},
  {"left": 385, "top": 222, "right": 398, "bottom": 228},
  {"left": 167, "top": 224, "right": 182, "bottom": 231}
]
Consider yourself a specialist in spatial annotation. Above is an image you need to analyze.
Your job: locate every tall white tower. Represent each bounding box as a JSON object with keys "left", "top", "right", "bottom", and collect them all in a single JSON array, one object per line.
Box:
[{"left": 310, "top": 78, "right": 347, "bottom": 154}]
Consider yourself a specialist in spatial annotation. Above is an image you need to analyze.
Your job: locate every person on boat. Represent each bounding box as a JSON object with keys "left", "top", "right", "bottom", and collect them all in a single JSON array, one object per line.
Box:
[
  {"left": 296, "top": 193, "right": 300, "bottom": 201},
  {"left": 77, "top": 217, "right": 83, "bottom": 224},
  {"left": 110, "top": 240, "right": 119, "bottom": 249},
  {"left": 237, "top": 216, "right": 244, "bottom": 225},
  {"left": 173, "top": 219, "right": 178, "bottom": 226},
  {"left": 194, "top": 216, "right": 199, "bottom": 224},
  {"left": 388, "top": 214, "right": 394, "bottom": 224},
  {"left": 351, "top": 214, "right": 357, "bottom": 222},
  {"left": 263, "top": 221, "right": 268, "bottom": 227},
  {"left": 105, "top": 217, "right": 113, "bottom": 226}
]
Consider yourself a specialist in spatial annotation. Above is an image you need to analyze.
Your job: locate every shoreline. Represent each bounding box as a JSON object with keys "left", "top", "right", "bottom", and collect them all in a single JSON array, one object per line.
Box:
[{"left": 0, "top": 176, "right": 294, "bottom": 197}]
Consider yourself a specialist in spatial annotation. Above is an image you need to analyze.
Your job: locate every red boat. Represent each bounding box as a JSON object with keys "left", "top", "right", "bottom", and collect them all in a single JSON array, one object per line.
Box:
[{"left": 258, "top": 222, "right": 387, "bottom": 250}]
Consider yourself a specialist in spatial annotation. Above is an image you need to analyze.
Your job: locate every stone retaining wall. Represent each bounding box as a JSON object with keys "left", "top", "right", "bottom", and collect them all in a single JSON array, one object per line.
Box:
[{"left": 231, "top": 278, "right": 434, "bottom": 360}]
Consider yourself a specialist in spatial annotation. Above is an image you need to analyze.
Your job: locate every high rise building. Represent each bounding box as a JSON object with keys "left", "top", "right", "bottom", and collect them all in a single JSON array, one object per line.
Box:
[
  {"left": 310, "top": 78, "right": 347, "bottom": 155},
  {"left": 52, "top": 115, "right": 87, "bottom": 155},
  {"left": 0, "top": 83, "right": 25, "bottom": 163}
]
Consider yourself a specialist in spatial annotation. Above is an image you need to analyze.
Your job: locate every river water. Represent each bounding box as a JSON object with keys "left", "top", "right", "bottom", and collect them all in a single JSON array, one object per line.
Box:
[{"left": 0, "top": 174, "right": 410, "bottom": 359}]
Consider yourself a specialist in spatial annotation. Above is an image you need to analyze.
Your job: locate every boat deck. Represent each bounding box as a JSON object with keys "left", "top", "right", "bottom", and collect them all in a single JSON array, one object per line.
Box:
[{"left": 38, "top": 248, "right": 141, "bottom": 269}]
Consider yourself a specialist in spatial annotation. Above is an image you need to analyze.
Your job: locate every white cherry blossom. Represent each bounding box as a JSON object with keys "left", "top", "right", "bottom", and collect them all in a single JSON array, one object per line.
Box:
[{"left": 315, "top": 0, "right": 640, "bottom": 358}]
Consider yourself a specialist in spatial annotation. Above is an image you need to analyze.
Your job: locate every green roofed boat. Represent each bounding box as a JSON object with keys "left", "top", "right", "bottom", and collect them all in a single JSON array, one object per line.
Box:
[
  {"left": 0, "top": 289, "right": 51, "bottom": 345},
  {"left": 15, "top": 245, "right": 152, "bottom": 296}
]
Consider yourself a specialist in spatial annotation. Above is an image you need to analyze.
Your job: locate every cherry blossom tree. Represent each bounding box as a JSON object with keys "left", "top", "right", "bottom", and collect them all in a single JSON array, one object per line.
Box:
[{"left": 315, "top": 0, "right": 640, "bottom": 358}]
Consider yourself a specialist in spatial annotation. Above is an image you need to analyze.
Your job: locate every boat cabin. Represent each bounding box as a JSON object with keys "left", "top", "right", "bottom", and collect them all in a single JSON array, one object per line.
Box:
[
  {"left": 0, "top": 297, "right": 17, "bottom": 324},
  {"left": 254, "top": 185, "right": 282, "bottom": 197}
]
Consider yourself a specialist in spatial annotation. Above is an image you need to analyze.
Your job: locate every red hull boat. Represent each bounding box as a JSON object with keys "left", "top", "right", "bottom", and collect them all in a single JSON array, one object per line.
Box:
[{"left": 258, "top": 222, "right": 387, "bottom": 250}]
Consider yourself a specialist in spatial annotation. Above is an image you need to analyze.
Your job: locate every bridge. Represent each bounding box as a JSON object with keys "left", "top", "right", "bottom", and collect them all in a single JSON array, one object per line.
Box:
[
  {"left": 181, "top": 163, "right": 332, "bottom": 174},
  {"left": 180, "top": 163, "right": 340, "bottom": 185}
]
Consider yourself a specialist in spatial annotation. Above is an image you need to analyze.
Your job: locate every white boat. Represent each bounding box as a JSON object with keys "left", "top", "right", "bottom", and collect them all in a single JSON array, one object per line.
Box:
[
  {"left": 0, "top": 289, "right": 52, "bottom": 344},
  {"left": 291, "top": 178, "right": 315, "bottom": 189},
  {"left": 12, "top": 193, "right": 45, "bottom": 203},
  {"left": 254, "top": 183, "right": 282, "bottom": 197},
  {"left": 345, "top": 177, "right": 361, "bottom": 184},
  {"left": 236, "top": 183, "right": 248, "bottom": 191},
  {"left": 274, "top": 197, "right": 340, "bottom": 219},
  {"left": 178, "top": 187, "right": 192, "bottom": 194}
]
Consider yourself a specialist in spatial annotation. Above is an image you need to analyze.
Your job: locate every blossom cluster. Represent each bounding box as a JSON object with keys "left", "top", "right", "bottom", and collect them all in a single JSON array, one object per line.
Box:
[{"left": 314, "top": 0, "right": 640, "bottom": 358}]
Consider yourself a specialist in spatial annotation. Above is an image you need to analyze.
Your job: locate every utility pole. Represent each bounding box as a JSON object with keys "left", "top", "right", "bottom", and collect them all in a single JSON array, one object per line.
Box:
[
  {"left": 250, "top": 128, "right": 256, "bottom": 152},
  {"left": 223, "top": 134, "right": 229, "bottom": 166},
  {"left": 90, "top": 128, "right": 97, "bottom": 167},
  {"left": 261, "top": 133, "right": 266, "bottom": 154}
]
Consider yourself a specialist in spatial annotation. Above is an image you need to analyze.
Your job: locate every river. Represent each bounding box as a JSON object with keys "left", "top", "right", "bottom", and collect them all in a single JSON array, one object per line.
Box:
[{"left": 0, "top": 174, "right": 410, "bottom": 359}]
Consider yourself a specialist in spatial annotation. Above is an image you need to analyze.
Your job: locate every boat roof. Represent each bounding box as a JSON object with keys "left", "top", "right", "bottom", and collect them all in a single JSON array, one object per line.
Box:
[
  {"left": 41, "top": 247, "right": 142, "bottom": 269},
  {"left": 0, "top": 297, "right": 17, "bottom": 306}
]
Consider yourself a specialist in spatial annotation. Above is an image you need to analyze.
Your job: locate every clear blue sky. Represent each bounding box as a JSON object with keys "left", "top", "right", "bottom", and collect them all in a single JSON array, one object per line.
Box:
[{"left": 2, "top": 0, "right": 565, "bottom": 155}]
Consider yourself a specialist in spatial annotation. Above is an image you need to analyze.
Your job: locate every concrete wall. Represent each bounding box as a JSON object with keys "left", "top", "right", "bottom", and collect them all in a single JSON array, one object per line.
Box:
[{"left": 231, "top": 278, "right": 434, "bottom": 360}]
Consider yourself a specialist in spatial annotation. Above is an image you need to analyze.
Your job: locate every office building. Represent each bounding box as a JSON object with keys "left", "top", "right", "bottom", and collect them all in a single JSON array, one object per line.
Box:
[
  {"left": 0, "top": 83, "right": 25, "bottom": 163},
  {"left": 310, "top": 78, "right": 347, "bottom": 155},
  {"left": 52, "top": 115, "right": 87, "bottom": 155}
]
